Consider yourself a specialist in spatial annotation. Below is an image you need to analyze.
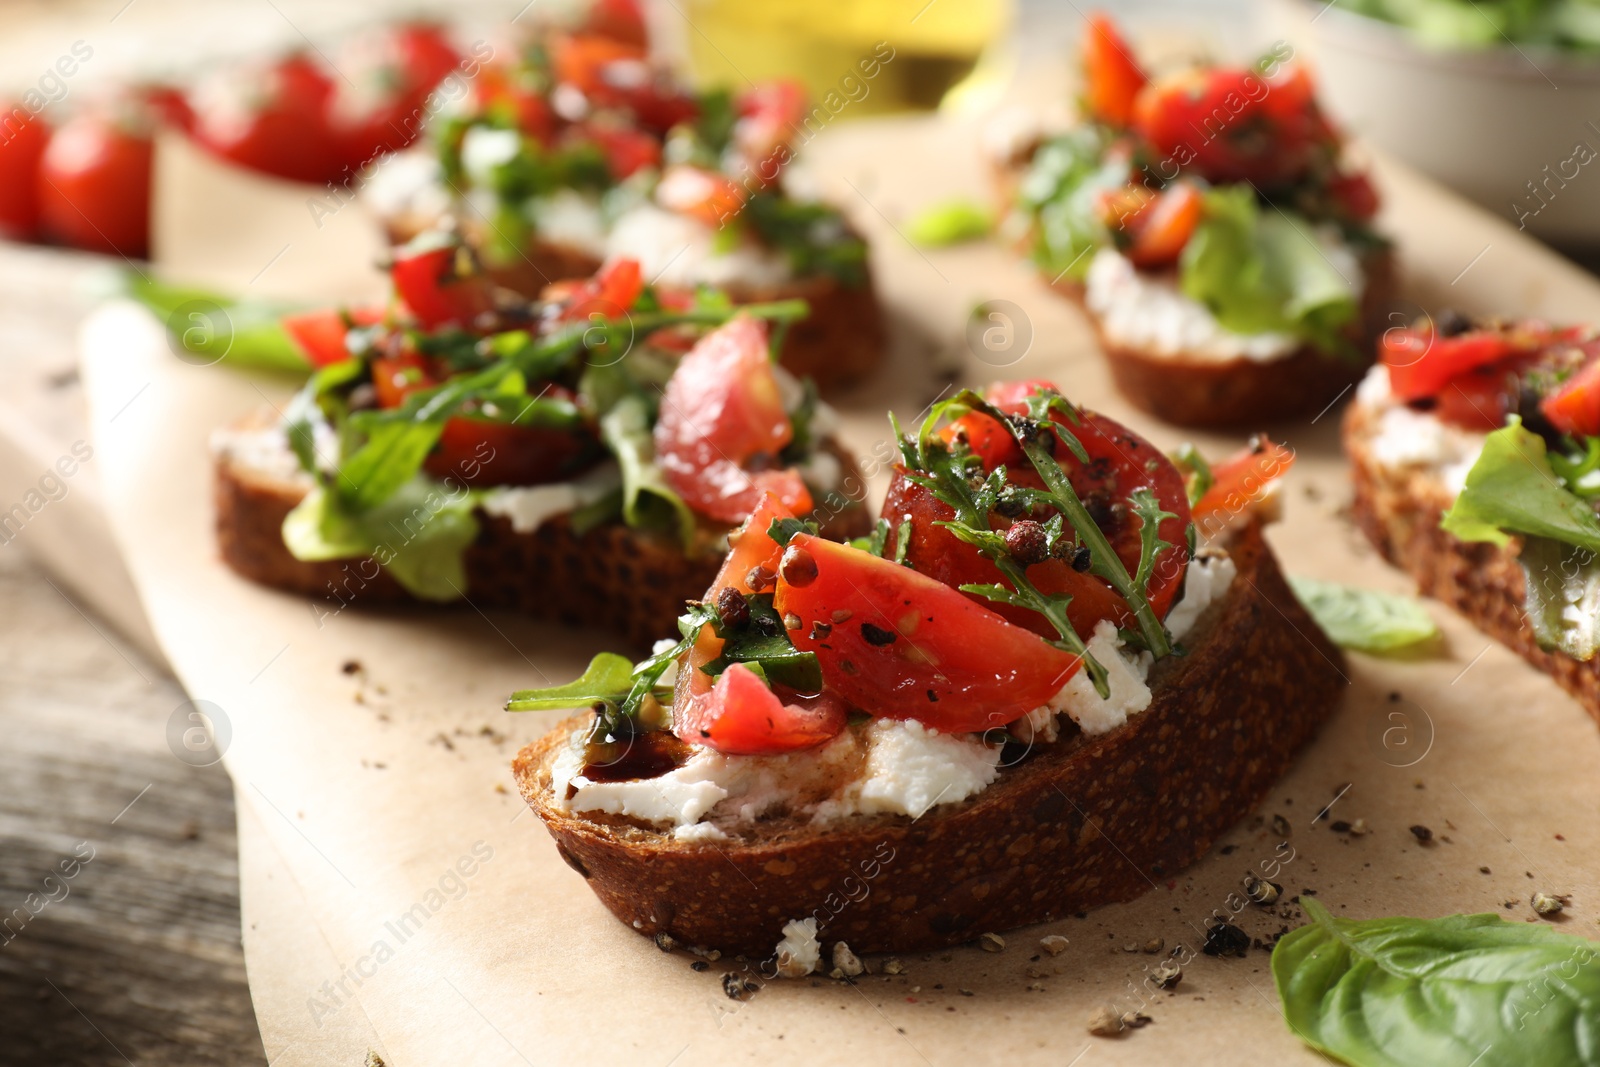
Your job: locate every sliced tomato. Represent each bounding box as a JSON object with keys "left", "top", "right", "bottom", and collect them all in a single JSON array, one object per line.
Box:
[
  {"left": 734, "top": 80, "right": 806, "bottom": 179},
  {"left": 422, "top": 406, "right": 597, "bottom": 488},
  {"left": 1134, "top": 63, "right": 1332, "bottom": 187},
  {"left": 1541, "top": 358, "right": 1600, "bottom": 438},
  {"left": 1382, "top": 328, "right": 1520, "bottom": 403},
  {"left": 1126, "top": 182, "right": 1203, "bottom": 267},
  {"left": 1328, "top": 170, "right": 1379, "bottom": 222},
  {"left": 1083, "top": 14, "right": 1146, "bottom": 127},
  {"left": 671, "top": 496, "right": 845, "bottom": 755},
  {"left": 0, "top": 106, "right": 50, "bottom": 241},
  {"left": 571, "top": 121, "right": 661, "bottom": 180},
  {"left": 673, "top": 664, "right": 847, "bottom": 755},
  {"left": 281, "top": 306, "right": 384, "bottom": 367},
  {"left": 654, "top": 316, "right": 811, "bottom": 523},
  {"left": 657, "top": 164, "right": 745, "bottom": 227},
  {"left": 37, "top": 106, "right": 153, "bottom": 257},
  {"left": 390, "top": 236, "right": 495, "bottom": 328},
  {"left": 1437, "top": 367, "right": 1522, "bottom": 432},
  {"left": 774, "top": 535, "right": 1084, "bottom": 732},
  {"left": 370, "top": 351, "right": 436, "bottom": 409},
  {"left": 1193, "top": 438, "right": 1295, "bottom": 522},
  {"left": 939, "top": 377, "right": 1059, "bottom": 469},
  {"left": 475, "top": 65, "right": 556, "bottom": 143},
  {"left": 555, "top": 257, "right": 643, "bottom": 323}
]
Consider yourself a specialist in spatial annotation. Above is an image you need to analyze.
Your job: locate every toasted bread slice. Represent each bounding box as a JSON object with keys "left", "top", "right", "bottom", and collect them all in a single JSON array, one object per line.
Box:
[
  {"left": 1053, "top": 248, "right": 1395, "bottom": 428},
  {"left": 213, "top": 411, "right": 871, "bottom": 648},
  {"left": 1345, "top": 394, "right": 1600, "bottom": 728},
  {"left": 383, "top": 218, "right": 887, "bottom": 394},
  {"left": 512, "top": 522, "right": 1342, "bottom": 955}
]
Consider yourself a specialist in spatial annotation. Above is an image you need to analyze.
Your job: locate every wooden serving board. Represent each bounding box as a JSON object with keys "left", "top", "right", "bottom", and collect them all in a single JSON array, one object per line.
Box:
[{"left": 71, "top": 109, "right": 1600, "bottom": 1067}]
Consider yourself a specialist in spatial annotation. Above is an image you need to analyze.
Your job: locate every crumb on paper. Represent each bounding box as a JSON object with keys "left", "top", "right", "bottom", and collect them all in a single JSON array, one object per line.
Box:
[
  {"left": 832, "top": 941, "right": 864, "bottom": 978},
  {"left": 882, "top": 957, "right": 906, "bottom": 975},
  {"left": 1532, "top": 892, "right": 1568, "bottom": 917},
  {"left": 1040, "top": 934, "right": 1069, "bottom": 956},
  {"left": 979, "top": 932, "right": 1005, "bottom": 953},
  {"left": 1087, "top": 1004, "right": 1122, "bottom": 1037},
  {"left": 774, "top": 918, "right": 820, "bottom": 978}
]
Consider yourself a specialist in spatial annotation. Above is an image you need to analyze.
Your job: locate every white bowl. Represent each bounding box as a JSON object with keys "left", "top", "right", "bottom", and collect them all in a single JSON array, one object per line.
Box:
[{"left": 1266, "top": 0, "right": 1600, "bottom": 246}]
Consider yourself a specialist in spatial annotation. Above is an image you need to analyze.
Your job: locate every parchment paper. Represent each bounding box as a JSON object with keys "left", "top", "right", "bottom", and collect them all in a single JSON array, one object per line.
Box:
[{"left": 84, "top": 114, "right": 1600, "bottom": 1066}]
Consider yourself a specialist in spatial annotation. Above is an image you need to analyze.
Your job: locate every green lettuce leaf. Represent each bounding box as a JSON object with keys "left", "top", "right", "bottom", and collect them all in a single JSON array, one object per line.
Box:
[
  {"left": 1178, "top": 186, "right": 1360, "bottom": 353},
  {"left": 1440, "top": 418, "right": 1600, "bottom": 551},
  {"left": 1289, "top": 577, "right": 1440, "bottom": 653},
  {"left": 282, "top": 478, "right": 481, "bottom": 601},
  {"left": 1515, "top": 535, "right": 1600, "bottom": 660},
  {"left": 1273, "top": 898, "right": 1600, "bottom": 1067},
  {"left": 598, "top": 394, "right": 696, "bottom": 549},
  {"left": 123, "top": 275, "right": 310, "bottom": 375}
]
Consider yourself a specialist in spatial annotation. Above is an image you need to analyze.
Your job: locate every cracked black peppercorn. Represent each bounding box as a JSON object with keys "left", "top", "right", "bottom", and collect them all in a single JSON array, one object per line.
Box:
[
  {"left": 1071, "top": 545, "right": 1093, "bottom": 572},
  {"left": 1004, "top": 520, "right": 1050, "bottom": 566}
]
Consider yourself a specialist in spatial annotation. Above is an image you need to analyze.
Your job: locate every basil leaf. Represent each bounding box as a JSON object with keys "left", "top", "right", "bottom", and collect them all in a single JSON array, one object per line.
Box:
[
  {"left": 598, "top": 394, "right": 696, "bottom": 548},
  {"left": 1441, "top": 418, "right": 1600, "bottom": 552},
  {"left": 123, "top": 275, "right": 310, "bottom": 375},
  {"left": 1288, "top": 577, "right": 1440, "bottom": 654},
  {"left": 1516, "top": 536, "right": 1600, "bottom": 659},
  {"left": 1273, "top": 898, "right": 1600, "bottom": 1067},
  {"left": 506, "top": 653, "right": 644, "bottom": 712},
  {"left": 907, "top": 199, "right": 992, "bottom": 247},
  {"left": 282, "top": 478, "right": 481, "bottom": 601}
]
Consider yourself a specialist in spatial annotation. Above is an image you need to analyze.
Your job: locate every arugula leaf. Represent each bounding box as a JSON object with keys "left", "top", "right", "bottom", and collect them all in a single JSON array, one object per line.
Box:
[
  {"left": 1288, "top": 577, "right": 1440, "bottom": 654},
  {"left": 1273, "top": 898, "right": 1600, "bottom": 1067},
  {"left": 1179, "top": 186, "right": 1360, "bottom": 355},
  {"left": 282, "top": 479, "right": 481, "bottom": 601},
  {"left": 123, "top": 275, "right": 311, "bottom": 375},
  {"left": 1172, "top": 444, "right": 1214, "bottom": 507},
  {"left": 505, "top": 653, "right": 653, "bottom": 712},
  {"left": 907, "top": 199, "right": 992, "bottom": 247},
  {"left": 599, "top": 394, "right": 697, "bottom": 549},
  {"left": 700, "top": 595, "right": 822, "bottom": 691},
  {"left": 1441, "top": 418, "right": 1600, "bottom": 551}
]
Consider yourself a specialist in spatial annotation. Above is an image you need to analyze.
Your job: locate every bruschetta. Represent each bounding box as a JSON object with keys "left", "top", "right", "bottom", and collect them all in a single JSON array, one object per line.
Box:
[
  {"left": 999, "top": 16, "right": 1391, "bottom": 427},
  {"left": 210, "top": 235, "right": 870, "bottom": 645},
  {"left": 366, "top": 13, "right": 886, "bottom": 392},
  {"left": 509, "top": 381, "right": 1341, "bottom": 957},
  {"left": 1346, "top": 313, "right": 1600, "bottom": 727}
]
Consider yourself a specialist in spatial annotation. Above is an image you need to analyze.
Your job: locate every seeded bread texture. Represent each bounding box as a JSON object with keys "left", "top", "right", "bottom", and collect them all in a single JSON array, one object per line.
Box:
[
  {"left": 513, "top": 521, "right": 1343, "bottom": 954},
  {"left": 1345, "top": 398, "right": 1600, "bottom": 728}
]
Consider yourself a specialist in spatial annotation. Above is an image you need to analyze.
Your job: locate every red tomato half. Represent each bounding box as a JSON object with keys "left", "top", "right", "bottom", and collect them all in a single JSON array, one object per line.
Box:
[
  {"left": 654, "top": 316, "right": 811, "bottom": 523},
  {"left": 390, "top": 237, "right": 496, "bottom": 329},
  {"left": 190, "top": 54, "right": 343, "bottom": 184},
  {"left": 1082, "top": 13, "right": 1146, "bottom": 127},
  {"left": 775, "top": 535, "right": 1084, "bottom": 732},
  {"left": 281, "top": 306, "right": 385, "bottom": 367},
  {"left": 0, "top": 105, "right": 49, "bottom": 240},
  {"left": 1542, "top": 358, "right": 1600, "bottom": 438},
  {"left": 37, "top": 108, "right": 152, "bottom": 257},
  {"left": 911, "top": 383, "right": 1190, "bottom": 638}
]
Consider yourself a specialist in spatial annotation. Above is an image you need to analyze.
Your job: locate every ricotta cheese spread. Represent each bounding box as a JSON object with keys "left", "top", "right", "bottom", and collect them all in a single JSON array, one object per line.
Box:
[
  {"left": 1084, "top": 235, "right": 1364, "bottom": 364},
  {"left": 479, "top": 463, "right": 622, "bottom": 533},
  {"left": 210, "top": 421, "right": 335, "bottom": 486},
  {"left": 1045, "top": 619, "right": 1153, "bottom": 736},
  {"left": 1354, "top": 365, "right": 1486, "bottom": 496},
  {"left": 1164, "top": 550, "right": 1238, "bottom": 642}
]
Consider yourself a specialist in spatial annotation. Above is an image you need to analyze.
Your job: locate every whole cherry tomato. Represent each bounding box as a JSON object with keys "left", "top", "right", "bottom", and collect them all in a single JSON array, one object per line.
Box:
[
  {"left": 0, "top": 105, "right": 49, "bottom": 240},
  {"left": 190, "top": 53, "right": 343, "bottom": 184},
  {"left": 37, "top": 104, "right": 153, "bottom": 257}
]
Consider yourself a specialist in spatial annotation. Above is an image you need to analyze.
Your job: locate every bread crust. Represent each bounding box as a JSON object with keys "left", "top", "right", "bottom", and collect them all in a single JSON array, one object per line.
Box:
[
  {"left": 1344, "top": 399, "right": 1600, "bottom": 727},
  {"left": 385, "top": 216, "right": 886, "bottom": 394},
  {"left": 1055, "top": 248, "right": 1395, "bottom": 428},
  {"left": 213, "top": 419, "right": 870, "bottom": 649},
  {"left": 513, "top": 522, "right": 1343, "bottom": 955}
]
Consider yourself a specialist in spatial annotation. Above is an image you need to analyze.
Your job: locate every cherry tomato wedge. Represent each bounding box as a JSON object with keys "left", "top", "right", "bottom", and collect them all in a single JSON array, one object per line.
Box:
[
  {"left": 390, "top": 237, "right": 495, "bottom": 329},
  {"left": 1541, "top": 358, "right": 1600, "bottom": 438},
  {"left": 370, "top": 351, "right": 436, "bottom": 409},
  {"left": 1192, "top": 439, "right": 1295, "bottom": 520},
  {"left": 422, "top": 408, "right": 598, "bottom": 488},
  {"left": 555, "top": 257, "right": 643, "bottom": 324},
  {"left": 281, "top": 306, "right": 384, "bottom": 367},
  {"left": 657, "top": 164, "right": 745, "bottom": 227},
  {"left": 654, "top": 316, "right": 811, "bottom": 523},
  {"left": 1082, "top": 14, "right": 1146, "bottom": 127},
  {"left": 1437, "top": 367, "right": 1523, "bottom": 433},
  {"left": 1381, "top": 328, "right": 1521, "bottom": 403},
  {"left": 775, "top": 535, "right": 1084, "bottom": 732}
]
